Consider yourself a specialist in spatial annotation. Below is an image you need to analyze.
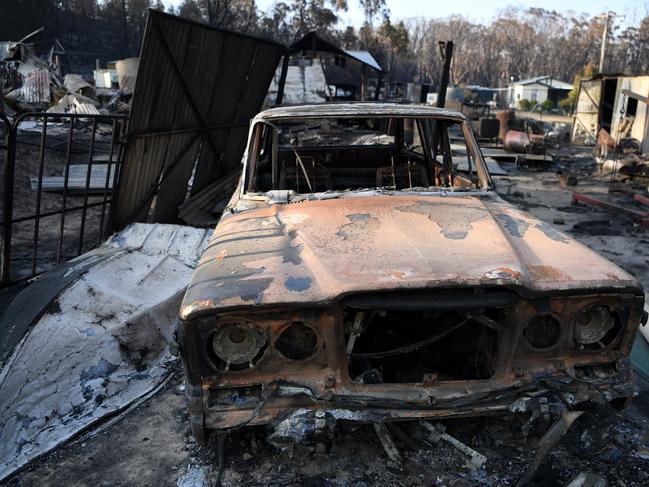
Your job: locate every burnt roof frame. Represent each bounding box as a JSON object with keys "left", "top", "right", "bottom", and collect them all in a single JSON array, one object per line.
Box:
[
  {"left": 275, "top": 32, "right": 382, "bottom": 105},
  {"left": 287, "top": 32, "right": 382, "bottom": 72},
  {"left": 288, "top": 32, "right": 348, "bottom": 57}
]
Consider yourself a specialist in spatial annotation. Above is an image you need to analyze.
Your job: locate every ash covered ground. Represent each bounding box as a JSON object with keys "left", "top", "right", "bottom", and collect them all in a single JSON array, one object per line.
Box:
[{"left": 8, "top": 368, "right": 649, "bottom": 487}]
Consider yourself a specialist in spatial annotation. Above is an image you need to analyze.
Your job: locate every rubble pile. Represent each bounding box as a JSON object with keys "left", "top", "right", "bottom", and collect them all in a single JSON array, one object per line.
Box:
[
  {"left": 169, "top": 400, "right": 649, "bottom": 487},
  {"left": 597, "top": 153, "right": 649, "bottom": 186},
  {"left": 1, "top": 28, "right": 135, "bottom": 116}
]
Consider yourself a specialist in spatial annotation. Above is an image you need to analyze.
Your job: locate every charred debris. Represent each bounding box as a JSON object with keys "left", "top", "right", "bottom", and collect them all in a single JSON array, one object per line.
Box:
[{"left": 1, "top": 28, "right": 134, "bottom": 116}]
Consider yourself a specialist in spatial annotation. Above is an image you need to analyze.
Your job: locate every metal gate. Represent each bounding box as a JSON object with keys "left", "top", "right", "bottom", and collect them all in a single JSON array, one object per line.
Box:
[{"left": 1, "top": 112, "right": 128, "bottom": 287}]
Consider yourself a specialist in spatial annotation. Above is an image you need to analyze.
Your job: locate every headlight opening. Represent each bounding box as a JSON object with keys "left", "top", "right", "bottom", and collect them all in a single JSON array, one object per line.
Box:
[
  {"left": 211, "top": 322, "right": 267, "bottom": 371},
  {"left": 524, "top": 314, "right": 562, "bottom": 350},
  {"left": 573, "top": 306, "right": 621, "bottom": 350},
  {"left": 275, "top": 321, "right": 319, "bottom": 360}
]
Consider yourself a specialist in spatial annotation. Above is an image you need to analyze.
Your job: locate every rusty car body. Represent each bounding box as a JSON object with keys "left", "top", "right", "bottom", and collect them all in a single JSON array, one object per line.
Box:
[{"left": 178, "top": 103, "right": 645, "bottom": 446}]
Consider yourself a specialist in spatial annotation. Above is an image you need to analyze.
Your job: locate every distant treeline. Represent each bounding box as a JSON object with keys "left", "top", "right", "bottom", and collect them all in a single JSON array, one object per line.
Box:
[{"left": 1, "top": 1, "right": 648, "bottom": 88}]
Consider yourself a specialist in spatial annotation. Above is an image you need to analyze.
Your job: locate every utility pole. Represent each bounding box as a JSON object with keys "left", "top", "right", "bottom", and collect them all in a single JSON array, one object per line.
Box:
[{"left": 598, "top": 12, "right": 612, "bottom": 74}]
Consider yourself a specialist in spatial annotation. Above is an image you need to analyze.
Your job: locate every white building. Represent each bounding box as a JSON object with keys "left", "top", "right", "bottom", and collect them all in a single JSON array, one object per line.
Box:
[{"left": 506, "top": 76, "right": 572, "bottom": 108}]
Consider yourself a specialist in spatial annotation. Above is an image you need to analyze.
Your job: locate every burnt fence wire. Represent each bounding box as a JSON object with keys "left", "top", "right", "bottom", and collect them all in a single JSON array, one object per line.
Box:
[{"left": 1, "top": 112, "right": 128, "bottom": 287}]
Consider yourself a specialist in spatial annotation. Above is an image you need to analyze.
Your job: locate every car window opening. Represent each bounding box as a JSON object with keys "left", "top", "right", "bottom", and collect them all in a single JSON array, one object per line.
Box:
[{"left": 245, "top": 116, "right": 487, "bottom": 196}]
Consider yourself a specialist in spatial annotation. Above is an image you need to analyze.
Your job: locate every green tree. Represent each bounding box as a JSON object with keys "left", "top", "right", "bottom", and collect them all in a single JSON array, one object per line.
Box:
[
  {"left": 374, "top": 19, "right": 412, "bottom": 78},
  {"left": 567, "top": 63, "right": 597, "bottom": 107},
  {"left": 519, "top": 99, "right": 535, "bottom": 111},
  {"left": 358, "top": 0, "right": 387, "bottom": 47},
  {"left": 540, "top": 99, "right": 554, "bottom": 111},
  {"left": 287, "top": 0, "right": 347, "bottom": 38}
]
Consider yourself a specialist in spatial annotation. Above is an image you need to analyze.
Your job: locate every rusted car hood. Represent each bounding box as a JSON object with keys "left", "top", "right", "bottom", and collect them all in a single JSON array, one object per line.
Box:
[{"left": 180, "top": 193, "right": 640, "bottom": 319}]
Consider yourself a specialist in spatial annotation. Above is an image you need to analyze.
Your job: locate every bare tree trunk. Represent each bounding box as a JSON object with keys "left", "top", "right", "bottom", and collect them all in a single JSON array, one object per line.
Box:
[
  {"left": 121, "top": 0, "right": 128, "bottom": 58},
  {"left": 243, "top": 1, "right": 255, "bottom": 33}
]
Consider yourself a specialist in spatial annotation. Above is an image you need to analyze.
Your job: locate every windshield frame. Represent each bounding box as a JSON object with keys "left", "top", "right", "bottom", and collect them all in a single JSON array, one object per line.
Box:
[{"left": 239, "top": 113, "right": 494, "bottom": 200}]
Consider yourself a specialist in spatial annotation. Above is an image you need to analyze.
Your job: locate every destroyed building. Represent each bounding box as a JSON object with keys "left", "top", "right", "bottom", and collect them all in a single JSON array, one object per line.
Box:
[
  {"left": 321, "top": 49, "right": 383, "bottom": 100},
  {"left": 267, "top": 32, "right": 383, "bottom": 105},
  {"left": 572, "top": 74, "right": 649, "bottom": 151},
  {"left": 1, "top": 28, "right": 137, "bottom": 116},
  {"left": 266, "top": 56, "right": 331, "bottom": 105}
]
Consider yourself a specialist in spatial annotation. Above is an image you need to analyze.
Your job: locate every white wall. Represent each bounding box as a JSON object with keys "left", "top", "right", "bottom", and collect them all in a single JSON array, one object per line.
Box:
[
  {"left": 93, "top": 69, "right": 118, "bottom": 89},
  {"left": 507, "top": 82, "right": 550, "bottom": 108},
  {"left": 610, "top": 76, "right": 649, "bottom": 152}
]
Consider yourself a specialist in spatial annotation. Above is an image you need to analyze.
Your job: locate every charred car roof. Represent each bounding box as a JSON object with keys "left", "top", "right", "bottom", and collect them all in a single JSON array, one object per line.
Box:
[{"left": 252, "top": 103, "right": 468, "bottom": 122}]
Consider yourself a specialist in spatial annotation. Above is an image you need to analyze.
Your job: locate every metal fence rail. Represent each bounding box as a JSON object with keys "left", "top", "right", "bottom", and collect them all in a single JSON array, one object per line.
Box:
[
  {"left": 0, "top": 113, "right": 8, "bottom": 153},
  {"left": 1, "top": 112, "right": 128, "bottom": 287}
]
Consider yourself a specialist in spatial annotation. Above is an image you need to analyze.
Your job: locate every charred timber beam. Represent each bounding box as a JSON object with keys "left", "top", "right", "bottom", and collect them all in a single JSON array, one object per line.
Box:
[
  {"left": 621, "top": 89, "right": 649, "bottom": 105},
  {"left": 374, "top": 71, "right": 383, "bottom": 101},
  {"left": 436, "top": 41, "right": 454, "bottom": 109},
  {"left": 516, "top": 409, "right": 584, "bottom": 487},
  {"left": 1, "top": 114, "right": 15, "bottom": 283},
  {"left": 275, "top": 53, "right": 290, "bottom": 106}
]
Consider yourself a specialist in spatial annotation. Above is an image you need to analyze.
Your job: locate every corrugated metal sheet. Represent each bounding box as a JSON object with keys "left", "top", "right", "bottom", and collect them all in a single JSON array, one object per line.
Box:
[
  {"left": 115, "top": 57, "right": 139, "bottom": 94},
  {"left": 63, "top": 74, "right": 93, "bottom": 95},
  {"left": 177, "top": 169, "right": 241, "bottom": 226},
  {"left": 113, "top": 11, "right": 285, "bottom": 229},
  {"left": 344, "top": 50, "right": 382, "bottom": 72},
  {"left": 0, "top": 42, "right": 11, "bottom": 61},
  {"left": 71, "top": 102, "right": 101, "bottom": 115},
  {"left": 46, "top": 93, "right": 101, "bottom": 115},
  {"left": 19, "top": 68, "right": 50, "bottom": 104}
]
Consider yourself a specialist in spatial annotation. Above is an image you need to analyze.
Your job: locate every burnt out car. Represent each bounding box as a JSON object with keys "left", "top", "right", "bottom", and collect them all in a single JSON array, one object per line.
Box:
[{"left": 178, "top": 103, "right": 645, "bottom": 446}]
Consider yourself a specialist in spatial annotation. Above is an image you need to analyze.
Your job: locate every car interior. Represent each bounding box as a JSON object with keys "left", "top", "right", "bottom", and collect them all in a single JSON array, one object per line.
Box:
[{"left": 245, "top": 116, "right": 484, "bottom": 194}]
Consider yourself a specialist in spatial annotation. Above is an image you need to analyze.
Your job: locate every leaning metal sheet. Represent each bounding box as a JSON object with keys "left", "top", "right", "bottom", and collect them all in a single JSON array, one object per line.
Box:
[{"left": 114, "top": 11, "right": 285, "bottom": 229}]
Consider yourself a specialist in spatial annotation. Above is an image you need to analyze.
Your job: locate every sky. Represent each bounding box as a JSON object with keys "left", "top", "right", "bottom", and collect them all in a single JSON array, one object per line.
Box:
[{"left": 166, "top": 1, "right": 649, "bottom": 29}]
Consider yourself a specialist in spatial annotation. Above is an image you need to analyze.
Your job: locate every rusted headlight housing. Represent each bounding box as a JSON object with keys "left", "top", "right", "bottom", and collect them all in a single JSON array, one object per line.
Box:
[
  {"left": 275, "top": 321, "right": 318, "bottom": 360},
  {"left": 211, "top": 323, "right": 266, "bottom": 371},
  {"left": 524, "top": 315, "right": 561, "bottom": 349},
  {"left": 573, "top": 306, "right": 618, "bottom": 349}
]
